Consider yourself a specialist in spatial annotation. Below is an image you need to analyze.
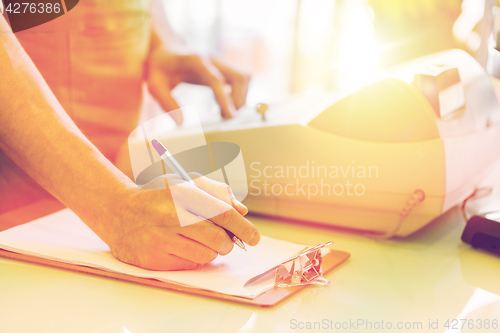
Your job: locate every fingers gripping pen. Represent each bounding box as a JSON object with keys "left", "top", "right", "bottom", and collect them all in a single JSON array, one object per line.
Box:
[{"left": 151, "top": 139, "right": 246, "bottom": 251}]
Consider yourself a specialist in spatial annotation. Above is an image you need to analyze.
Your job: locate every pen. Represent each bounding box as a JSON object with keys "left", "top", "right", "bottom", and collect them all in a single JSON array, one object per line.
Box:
[{"left": 151, "top": 139, "right": 246, "bottom": 251}]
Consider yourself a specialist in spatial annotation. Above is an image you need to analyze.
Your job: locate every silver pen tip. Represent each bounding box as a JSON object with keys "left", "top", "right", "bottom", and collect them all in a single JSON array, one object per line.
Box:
[{"left": 234, "top": 238, "right": 246, "bottom": 251}]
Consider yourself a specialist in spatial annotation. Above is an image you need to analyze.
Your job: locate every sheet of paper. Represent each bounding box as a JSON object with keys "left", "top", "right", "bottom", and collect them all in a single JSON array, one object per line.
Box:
[{"left": 0, "top": 209, "right": 327, "bottom": 299}]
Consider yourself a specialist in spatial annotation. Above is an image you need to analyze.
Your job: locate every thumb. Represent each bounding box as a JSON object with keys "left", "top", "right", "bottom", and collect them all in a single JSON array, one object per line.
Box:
[
  {"left": 159, "top": 92, "right": 184, "bottom": 126},
  {"left": 148, "top": 73, "right": 184, "bottom": 125}
]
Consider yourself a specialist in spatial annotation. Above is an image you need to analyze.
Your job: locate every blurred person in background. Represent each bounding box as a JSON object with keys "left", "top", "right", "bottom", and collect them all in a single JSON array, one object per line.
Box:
[
  {"left": 13, "top": 0, "right": 250, "bottom": 169},
  {"left": 2, "top": 0, "right": 251, "bottom": 211}
]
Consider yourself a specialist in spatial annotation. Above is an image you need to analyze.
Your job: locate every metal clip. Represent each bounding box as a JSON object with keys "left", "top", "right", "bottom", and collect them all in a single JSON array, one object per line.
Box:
[{"left": 274, "top": 241, "right": 332, "bottom": 288}]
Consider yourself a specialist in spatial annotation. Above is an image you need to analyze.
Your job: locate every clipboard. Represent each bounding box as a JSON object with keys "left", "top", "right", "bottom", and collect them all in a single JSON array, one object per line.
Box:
[
  {"left": 0, "top": 247, "right": 349, "bottom": 307},
  {"left": 0, "top": 199, "right": 350, "bottom": 308}
]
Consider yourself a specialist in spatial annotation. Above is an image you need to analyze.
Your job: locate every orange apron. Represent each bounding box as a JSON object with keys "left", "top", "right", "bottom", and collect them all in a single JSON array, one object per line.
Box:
[
  {"left": 0, "top": 1, "right": 150, "bottom": 215},
  {"left": 15, "top": 0, "right": 151, "bottom": 163}
]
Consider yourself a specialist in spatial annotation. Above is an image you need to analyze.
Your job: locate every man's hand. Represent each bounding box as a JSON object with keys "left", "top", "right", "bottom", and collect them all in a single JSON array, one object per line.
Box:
[
  {"left": 146, "top": 33, "right": 250, "bottom": 125},
  {"left": 107, "top": 173, "right": 259, "bottom": 271}
]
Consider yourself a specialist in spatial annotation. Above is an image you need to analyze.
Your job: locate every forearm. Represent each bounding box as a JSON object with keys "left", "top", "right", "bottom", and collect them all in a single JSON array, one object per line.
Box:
[{"left": 0, "top": 18, "right": 136, "bottom": 242}]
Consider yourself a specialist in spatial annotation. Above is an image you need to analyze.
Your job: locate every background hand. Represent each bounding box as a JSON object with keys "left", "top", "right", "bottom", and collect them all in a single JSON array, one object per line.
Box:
[{"left": 146, "top": 33, "right": 250, "bottom": 124}]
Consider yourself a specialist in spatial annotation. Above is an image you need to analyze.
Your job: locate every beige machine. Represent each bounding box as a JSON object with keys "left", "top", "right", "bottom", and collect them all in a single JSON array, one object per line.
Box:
[{"left": 138, "top": 50, "right": 500, "bottom": 237}]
